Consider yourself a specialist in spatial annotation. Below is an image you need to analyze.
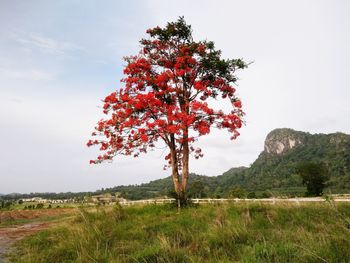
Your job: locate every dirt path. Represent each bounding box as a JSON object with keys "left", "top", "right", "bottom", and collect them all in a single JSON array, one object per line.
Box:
[
  {"left": 0, "top": 222, "right": 52, "bottom": 262},
  {"left": 0, "top": 222, "right": 51, "bottom": 262},
  {"left": 0, "top": 209, "right": 74, "bottom": 263}
]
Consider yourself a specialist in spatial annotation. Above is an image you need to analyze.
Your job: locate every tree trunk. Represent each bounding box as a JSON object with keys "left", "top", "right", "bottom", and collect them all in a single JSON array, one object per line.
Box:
[
  {"left": 170, "top": 148, "right": 181, "bottom": 194},
  {"left": 182, "top": 131, "right": 189, "bottom": 195},
  {"left": 170, "top": 148, "right": 183, "bottom": 212},
  {"left": 169, "top": 134, "right": 183, "bottom": 204}
]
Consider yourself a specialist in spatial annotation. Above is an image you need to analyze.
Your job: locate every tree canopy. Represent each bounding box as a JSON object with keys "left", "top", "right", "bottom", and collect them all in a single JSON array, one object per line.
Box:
[
  {"left": 297, "top": 162, "right": 329, "bottom": 196},
  {"left": 87, "top": 17, "right": 247, "bottom": 204}
]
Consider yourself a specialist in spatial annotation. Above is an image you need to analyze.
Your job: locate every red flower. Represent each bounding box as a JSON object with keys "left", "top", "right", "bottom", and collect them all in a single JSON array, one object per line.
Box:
[
  {"left": 197, "top": 121, "right": 210, "bottom": 135},
  {"left": 168, "top": 125, "right": 179, "bottom": 133},
  {"left": 140, "top": 134, "right": 149, "bottom": 143},
  {"left": 233, "top": 100, "right": 242, "bottom": 108},
  {"left": 194, "top": 81, "right": 206, "bottom": 91}
]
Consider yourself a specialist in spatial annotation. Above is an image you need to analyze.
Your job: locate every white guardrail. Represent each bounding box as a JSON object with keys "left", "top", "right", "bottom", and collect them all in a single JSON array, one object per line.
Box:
[{"left": 118, "top": 197, "right": 350, "bottom": 206}]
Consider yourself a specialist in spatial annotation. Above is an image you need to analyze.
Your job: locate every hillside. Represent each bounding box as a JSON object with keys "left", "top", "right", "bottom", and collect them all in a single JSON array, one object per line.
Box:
[
  {"left": 217, "top": 128, "right": 350, "bottom": 194},
  {"left": 101, "top": 173, "right": 219, "bottom": 200},
  {"left": 2, "top": 128, "right": 350, "bottom": 200},
  {"left": 91, "top": 128, "right": 350, "bottom": 198}
]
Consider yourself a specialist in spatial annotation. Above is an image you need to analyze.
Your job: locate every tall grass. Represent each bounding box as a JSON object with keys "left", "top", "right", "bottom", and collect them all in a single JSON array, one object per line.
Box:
[{"left": 11, "top": 202, "right": 350, "bottom": 262}]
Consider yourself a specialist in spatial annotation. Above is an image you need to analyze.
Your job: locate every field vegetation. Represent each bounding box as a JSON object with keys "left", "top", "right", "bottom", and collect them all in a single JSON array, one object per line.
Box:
[
  {"left": 0, "top": 208, "right": 75, "bottom": 227},
  {"left": 9, "top": 201, "right": 350, "bottom": 262}
]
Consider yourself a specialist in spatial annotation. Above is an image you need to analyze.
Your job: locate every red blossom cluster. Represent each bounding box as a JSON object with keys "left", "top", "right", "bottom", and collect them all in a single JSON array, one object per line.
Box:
[{"left": 87, "top": 20, "right": 245, "bottom": 170}]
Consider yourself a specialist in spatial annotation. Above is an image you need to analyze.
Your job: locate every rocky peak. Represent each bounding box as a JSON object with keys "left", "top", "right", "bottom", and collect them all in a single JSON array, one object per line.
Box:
[{"left": 264, "top": 128, "right": 306, "bottom": 155}]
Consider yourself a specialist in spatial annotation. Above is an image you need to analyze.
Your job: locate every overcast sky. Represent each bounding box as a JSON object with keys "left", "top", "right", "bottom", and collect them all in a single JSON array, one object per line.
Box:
[{"left": 0, "top": 0, "right": 349, "bottom": 194}]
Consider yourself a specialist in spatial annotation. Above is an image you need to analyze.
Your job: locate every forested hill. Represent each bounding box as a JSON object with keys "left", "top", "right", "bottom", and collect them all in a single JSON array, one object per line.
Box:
[
  {"left": 2, "top": 129, "right": 350, "bottom": 200},
  {"left": 105, "top": 167, "right": 247, "bottom": 200},
  {"left": 103, "top": 128, "right": 350, "bottom": 198},
  {"left": 219, "top": 128, "right": 350, "bottom": 194}
]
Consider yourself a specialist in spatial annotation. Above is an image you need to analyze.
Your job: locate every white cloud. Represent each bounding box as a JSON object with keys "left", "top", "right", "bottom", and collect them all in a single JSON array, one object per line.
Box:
[
  {"left": 10, "top": 31, "right": 83, "bottom": 55},
  {"left": 0, "top": 67, "right": 53, "bottom": 81}
]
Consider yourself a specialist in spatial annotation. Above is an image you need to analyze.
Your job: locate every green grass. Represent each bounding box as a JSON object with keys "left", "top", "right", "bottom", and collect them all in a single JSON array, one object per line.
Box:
[
  {"left": 8, "top": 202, "right": 84, "bottom": 210},
  {"left": 10, "top": 202, "right": 350, "bottom": 263}
]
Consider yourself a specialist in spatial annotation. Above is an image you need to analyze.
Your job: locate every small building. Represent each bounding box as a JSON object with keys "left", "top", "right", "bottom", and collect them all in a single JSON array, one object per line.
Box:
[
  {"left": 92, "top": 194, "right": 116, "bottom": 204},
  {"left": 91, "top": 193, "right": 127, "bottom": 205},
  {"left": 22, "top": 197, "right": 44, "bottom": 202}
]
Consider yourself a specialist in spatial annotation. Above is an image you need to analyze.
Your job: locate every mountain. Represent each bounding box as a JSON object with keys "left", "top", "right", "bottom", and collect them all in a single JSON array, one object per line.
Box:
[
  {"left": 219, "top": 128, "right": 350, "bottom": 194},
  {"left": 103, "top": 128, "right": 350, "bottom": 198}
]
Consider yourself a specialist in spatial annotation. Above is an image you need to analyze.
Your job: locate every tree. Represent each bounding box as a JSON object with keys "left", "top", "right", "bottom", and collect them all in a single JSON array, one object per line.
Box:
[
  {"left": 297, "top": 162, "right": 329, "bottom": 196},
  {"left": 36, "top": 203, "right": 44, "bottom": 209},
  {"left": 247, "top": 192, "right": 257, "bottom": 199},
  {"left": 188, "top": 180, "right": 206, "bottom": 198},
  {"left": 87, "top": 17, "right": 247, "bottom": 206},
  {"left": 229, "top": 186, "right": 247, "bottom": 198}
]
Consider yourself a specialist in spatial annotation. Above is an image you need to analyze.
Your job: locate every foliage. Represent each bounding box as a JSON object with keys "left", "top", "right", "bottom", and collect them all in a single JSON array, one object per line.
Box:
[
  {"left": 36, "top": 203, "right": 44, "bottom": 209},
  {"left": 188, "top": 180, "right": 206, "bottom": 198},
  {"left": 247, "top": 191, "right": 257, "bottom": 199},
  {"left": 229, "top": 186, "right": 247, "bottom": 198},
  {"left": 297, "top": 162, "right": 329, "bottom": 196},
  {"left": 0, "top": 200, "right": 13, "bottom": 210},
  {"left": 11, "top": 203, "right": 350, "bottom": 262},
  {"left": 87, "top": 17, "right": 247, "bottom": 201},
  {"left": 260, "top": 191, "right": 272, "bottom": 198}
]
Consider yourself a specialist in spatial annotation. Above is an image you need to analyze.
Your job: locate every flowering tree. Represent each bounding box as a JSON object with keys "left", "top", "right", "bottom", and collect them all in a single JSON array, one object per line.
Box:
[{"left": 87, "top": 17, "right": 247, "bottom": 205}]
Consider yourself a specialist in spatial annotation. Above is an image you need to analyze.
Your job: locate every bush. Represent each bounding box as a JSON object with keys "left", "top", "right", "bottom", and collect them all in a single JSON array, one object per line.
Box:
[
  {"left": 229, "top": 187, "right": 247, "bottom": 198},
  {"left": 247, "top": 192, "right": 257, "bottom": 199},
  {"left": 260, "top": 192, "right": 272, "bottom": 198},
  {"left": 36, "top": 203, "right": 44, "bottom": 209}
]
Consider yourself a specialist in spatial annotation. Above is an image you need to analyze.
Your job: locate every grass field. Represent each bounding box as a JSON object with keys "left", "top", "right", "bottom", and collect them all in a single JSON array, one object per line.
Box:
[
  {"left": 7, "top": 202, "right": 83, "bottom": 210},
  {"left": 9, "top": 201, "right": 350, "bottom": 263}
]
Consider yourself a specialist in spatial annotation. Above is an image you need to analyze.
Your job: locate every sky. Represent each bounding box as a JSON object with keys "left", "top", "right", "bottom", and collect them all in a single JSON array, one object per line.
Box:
[{"left": 0, "top": 0, "right": 349, "bottom": 194}]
